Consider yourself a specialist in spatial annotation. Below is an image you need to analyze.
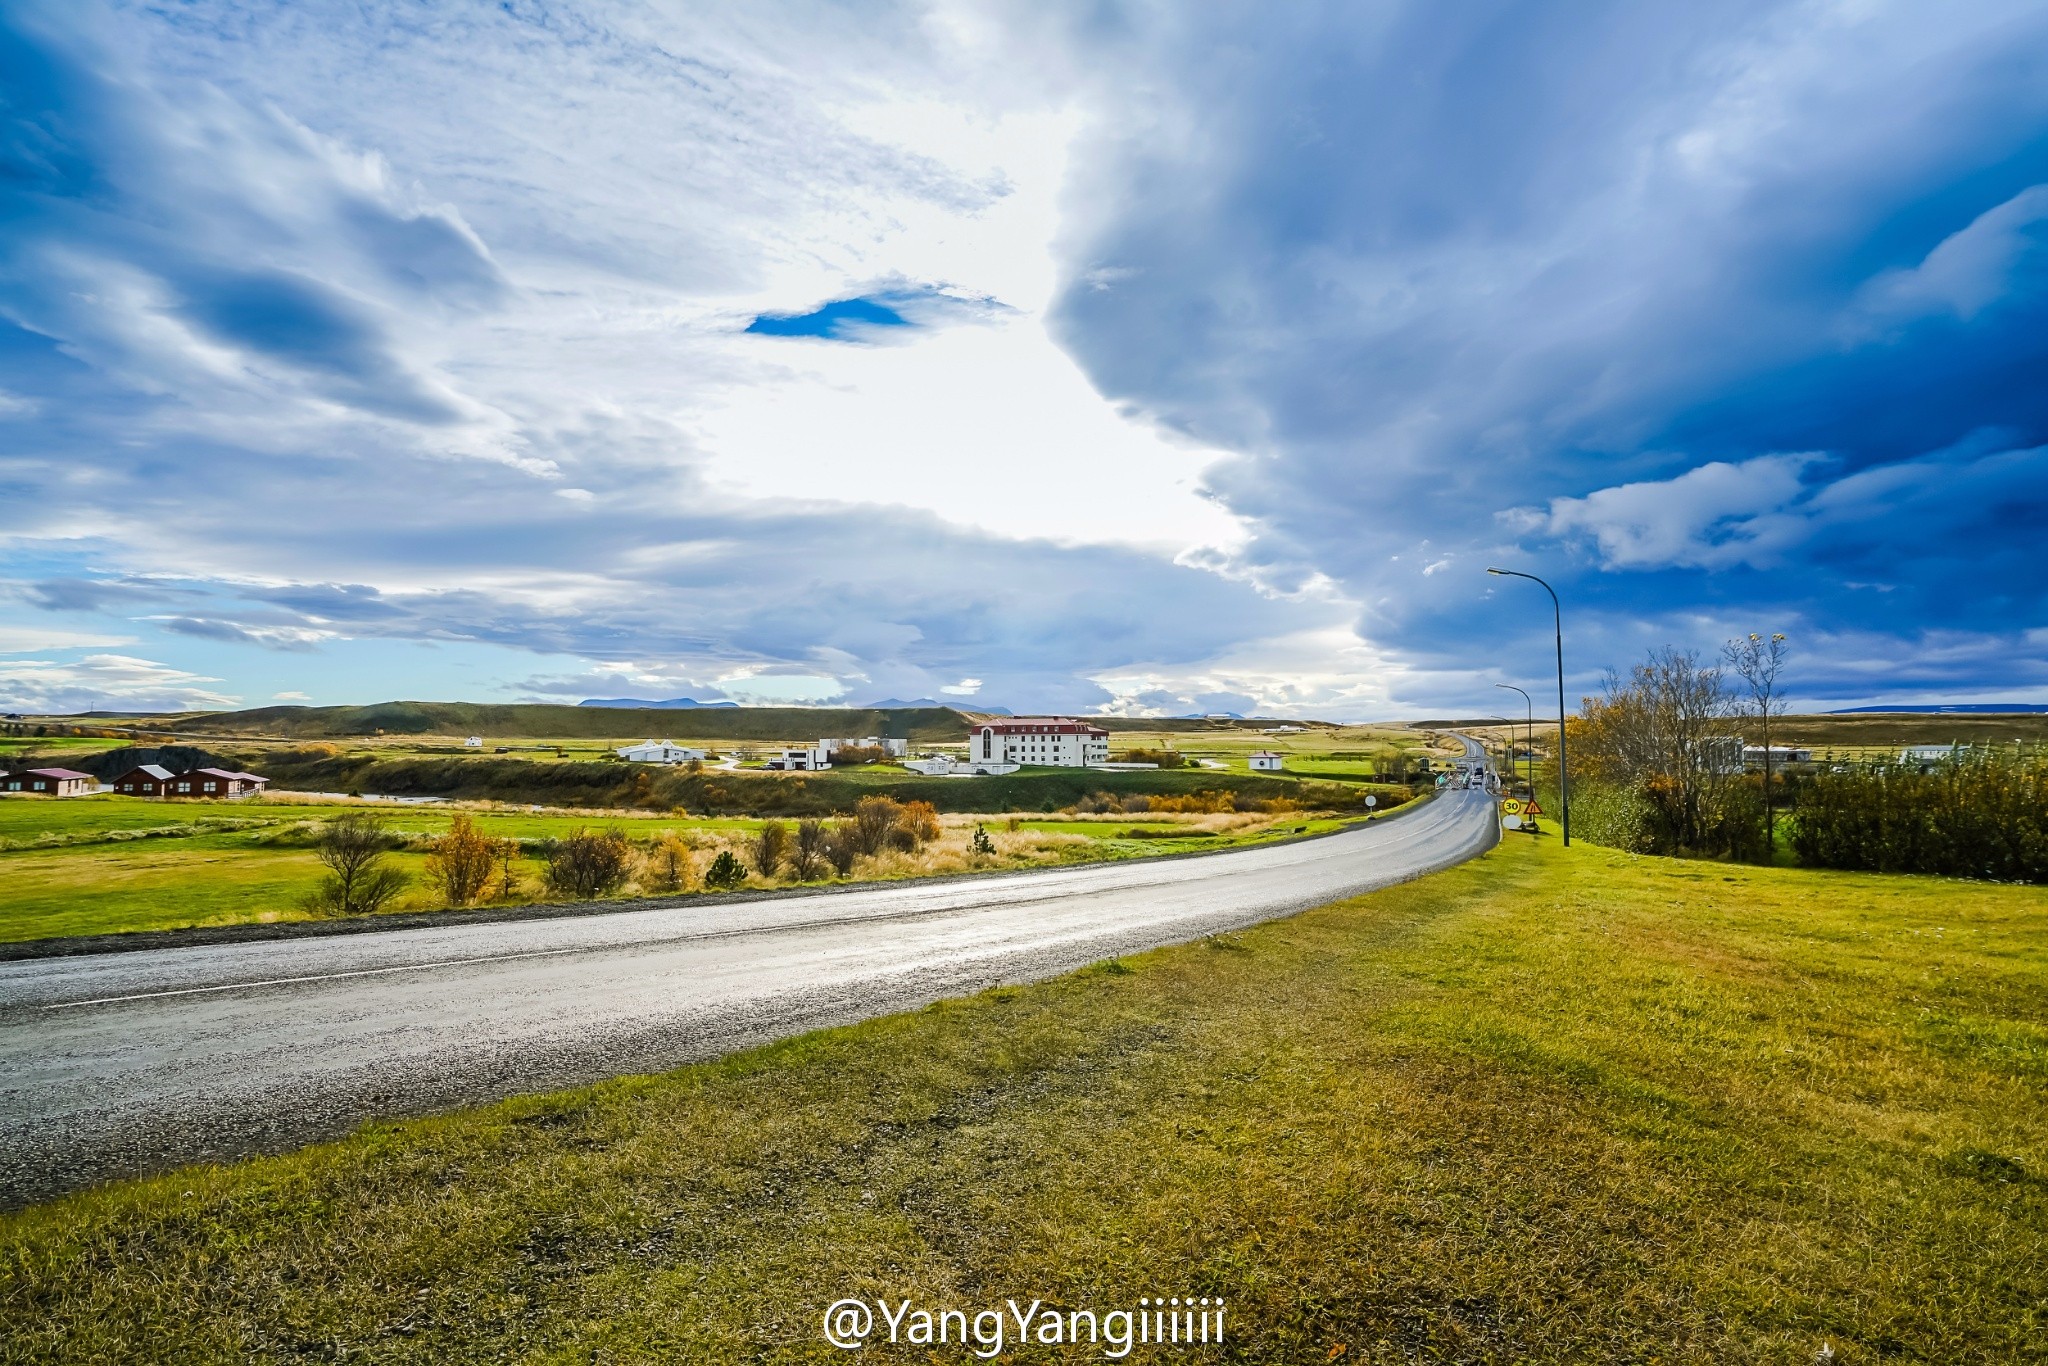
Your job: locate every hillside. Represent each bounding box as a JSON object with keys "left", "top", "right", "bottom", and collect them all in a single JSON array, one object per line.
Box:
[{"left": 133, "top": 702, "right": 973, "bottom": 744}]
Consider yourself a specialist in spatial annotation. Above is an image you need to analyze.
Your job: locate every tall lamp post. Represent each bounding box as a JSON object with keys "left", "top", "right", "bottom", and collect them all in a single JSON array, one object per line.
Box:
[
  {"left": 1489, "top": 716, "right": 1515, "bottom": 793},
  {"left": 1495, "top": 682, "right": 1532, "bottom": 798},
  {"left": 1486, "top": 567, "right": 1571, "bottom": 846}
]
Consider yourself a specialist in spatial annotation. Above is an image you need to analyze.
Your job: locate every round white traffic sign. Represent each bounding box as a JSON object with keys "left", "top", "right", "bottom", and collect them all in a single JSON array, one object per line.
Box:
[{"left": 1365, "top": 795, "right": 1378, "bottom": 807}]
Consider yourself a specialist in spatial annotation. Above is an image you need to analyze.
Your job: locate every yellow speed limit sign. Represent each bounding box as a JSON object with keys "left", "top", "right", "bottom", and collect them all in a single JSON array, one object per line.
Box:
[{"left": 1500, "top": 798, "right": 1524, "bottom": 815}]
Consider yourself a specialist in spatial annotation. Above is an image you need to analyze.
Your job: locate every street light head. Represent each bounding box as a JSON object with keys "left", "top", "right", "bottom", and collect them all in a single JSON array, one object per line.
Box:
[{"left": 1486, "top": 567, "right": 1505, "bottom": 575}]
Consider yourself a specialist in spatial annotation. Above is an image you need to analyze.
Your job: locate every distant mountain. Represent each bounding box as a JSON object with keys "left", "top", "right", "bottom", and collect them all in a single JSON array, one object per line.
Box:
[
  {"left": 864, "top": 697, "right": 1012, "bottom": 714},
  {"left": 578, "top": 697, "right": 739, "bottom": 709},
  {"left": 1830, "top": 703, "right": 2048, "bottom": 714}
]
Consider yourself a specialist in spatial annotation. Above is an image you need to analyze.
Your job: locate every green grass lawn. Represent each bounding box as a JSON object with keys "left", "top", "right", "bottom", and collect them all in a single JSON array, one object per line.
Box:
[{"left": 5, "top": 838, "right": 2042, "bottom": 1361}]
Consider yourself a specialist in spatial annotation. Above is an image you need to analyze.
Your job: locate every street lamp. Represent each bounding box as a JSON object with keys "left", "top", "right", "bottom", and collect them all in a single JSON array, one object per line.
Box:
[
  {"left": 1486, "top": 567, "right": 1571, "bottom": 846},
  {"left": 1489, "top": 716, "right": 1515, "bottom": 792},
  {"left": 1495, "top": 682, "right": 1532, "bottom": 798}
]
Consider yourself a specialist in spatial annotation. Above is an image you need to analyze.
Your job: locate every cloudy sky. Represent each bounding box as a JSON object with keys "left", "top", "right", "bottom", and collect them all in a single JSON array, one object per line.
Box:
[{"left": 3, "top": 0, "right": 2045, "bottom": 719}]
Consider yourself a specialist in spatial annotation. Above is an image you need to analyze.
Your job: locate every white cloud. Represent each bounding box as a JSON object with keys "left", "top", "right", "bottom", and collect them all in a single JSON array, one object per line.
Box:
[
  {"left": 1541, "top": 454, "right": 1820, "bottom": 569},
  {"left": 0, "top": 626, "right": 137, "bottom": 653},
  {"left": 0, "top": 653, "right": 239, "bottom": 713},
  {"left": 272, "top": 690, "right": 311, "bottom": 701}
]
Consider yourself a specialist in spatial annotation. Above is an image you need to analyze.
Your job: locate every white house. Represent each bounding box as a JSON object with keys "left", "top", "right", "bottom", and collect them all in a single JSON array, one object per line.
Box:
[
  {"left": 1741, "top": 744, "right": 1813, "bottom": 765},
  {"left": 820, "top": 736, "right": 909, "bottom": 759},
  {"left": 902, "top": 755, "right": 1019, "bottom": 777},
  {"left": 464, "top": 735, "right": 483, "bottom": 748},
  {"left": 969, "top": 718, "right": 1111, "bottom": 768},
  {"left": 616, "top": 739, "right": 708, "bottom": 764},
  {"left": 765, "top": 746, "right": 831, "bottom": 771},
  {"left": 1249, "top": 751, "right": 1285, "bottom": 772}
]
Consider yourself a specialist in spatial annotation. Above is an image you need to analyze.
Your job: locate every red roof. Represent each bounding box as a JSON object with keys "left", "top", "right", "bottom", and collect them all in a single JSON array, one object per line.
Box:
[{"left": 976, "top": 718, "right": 1108, "bottom": 735}]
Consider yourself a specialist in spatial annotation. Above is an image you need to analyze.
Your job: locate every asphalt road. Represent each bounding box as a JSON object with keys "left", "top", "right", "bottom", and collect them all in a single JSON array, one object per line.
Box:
[{"left": 1, "top": 751, "right": 1497, "bottom": 1207}]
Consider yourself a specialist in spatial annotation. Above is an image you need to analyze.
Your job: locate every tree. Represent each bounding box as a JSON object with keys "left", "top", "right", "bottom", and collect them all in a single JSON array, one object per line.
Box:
[
  {"left": 1724, "top": 631, "right": 1791, "bottom": 856},
  {"left": 496, "top": 836, "right": 523, "bottom": 901},
  {"left": 791, "top": 818, "right": 828, "bottom": 880},
  {"left": 704, "top": 849, "right": 748, "bottom": 889},
  {"left": 1572, "top": 647, "right": 1751, "bottom": 855},
  {"left": 542, "top": 828, "right": 633, "bottom": 899},
  {"left": 309, "top": 812, "right": 408, "bottom": 916},
  {"left": 424, "top": 814, "right": 499, "bottom": 907},
  {"left": 750, "top": 819, "right": 789, "bottom": 877},
  {"left": 971, "top": 823, "right": 996, "bottom": 857}
]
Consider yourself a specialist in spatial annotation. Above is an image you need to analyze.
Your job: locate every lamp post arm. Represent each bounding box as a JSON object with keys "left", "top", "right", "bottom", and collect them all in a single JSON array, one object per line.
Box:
[{"left": 1487, "top": 569, "right": 1571, "bottom": 846}]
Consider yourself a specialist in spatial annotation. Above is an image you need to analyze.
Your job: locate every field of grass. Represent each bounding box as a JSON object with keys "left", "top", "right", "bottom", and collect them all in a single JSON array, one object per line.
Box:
[
  {"left": 5, "top": 839, "right": 2042, "bottom": 1361},
  {"left": 0, "top": 797, "right": 1369, "bottom": 944}
]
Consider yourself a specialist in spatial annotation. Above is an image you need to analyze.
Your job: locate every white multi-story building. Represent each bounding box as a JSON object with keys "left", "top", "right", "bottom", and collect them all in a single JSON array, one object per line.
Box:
[
  {"left": 969, "top": 718, "right": 1111, "bottom": 768},
  {"left": 617, "top": 739, "right": 708, "bottom": 764},
  {"left": 765, "top": 746, "right": 830, "bottom": 771}
]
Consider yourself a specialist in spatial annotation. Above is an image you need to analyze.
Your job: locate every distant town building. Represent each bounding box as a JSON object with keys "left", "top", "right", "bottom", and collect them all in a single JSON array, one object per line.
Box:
[
  {"left": 1260, "top": 724, "right": 1308, "bottom": 734},
  {"left": 820, "top": 736, "right": 909, "bottom": 759},
  {"left": 111, "top": 764, "right": 176, "bottom": 797},
  {"left": 970, "top": 718, "right": 1111, "bottom": 768},
  {"left": 1249, "top": 751, "right": 1285, "bottom": 772},
  {"left": 901, "top": 755, "right": 1020, "bottom": 777},
  {"left": 616, "top": 740, "right": 708, "bottom": 764},
  {"left": 1742, "top": 744, "right": 1813, "bottom": 765},
  {"left": 464, "top": 735, "right": 483, "bottom": 748},
  {"left": 1, "top": 767, "right": 96, "bottom": 797},
  {"left": 764, "top": 746, "right": 830, "bottom": 771}
]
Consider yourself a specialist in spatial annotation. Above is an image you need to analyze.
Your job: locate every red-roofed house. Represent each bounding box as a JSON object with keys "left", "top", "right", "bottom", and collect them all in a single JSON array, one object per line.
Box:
[
  {"left": 112, "top": 764, "right": 177, "bottom": 797},
  {"left": 168, "top": 768, "right": 269, "bottom": 798},
  {"left": 1, "top": 768, "right": 97, "bottom": 797}
]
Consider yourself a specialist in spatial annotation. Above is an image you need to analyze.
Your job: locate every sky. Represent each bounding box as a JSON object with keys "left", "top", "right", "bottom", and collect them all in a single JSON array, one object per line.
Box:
[{"left": 2, "top": 0, "right": 2045, "bottom": 720}]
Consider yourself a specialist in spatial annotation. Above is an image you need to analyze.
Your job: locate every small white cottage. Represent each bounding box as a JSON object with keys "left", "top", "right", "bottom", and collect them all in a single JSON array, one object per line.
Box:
[{"left": 1249, "top": 751, "right": 1285, "bottom": 772}]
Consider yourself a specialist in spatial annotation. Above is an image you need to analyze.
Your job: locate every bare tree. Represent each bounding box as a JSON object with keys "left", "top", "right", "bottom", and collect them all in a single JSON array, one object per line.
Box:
[
  {"left": 310, "top": 812, "right": 408, "bottom": 916},
  {"left": 791, "top": 818, "right": 828, "bottom": 880},
  {"left": 750, "top": 819, "right": 789, "bottom": 878},
  {"left": 1724, "top": 631, "right": 1791, "bottom": 854}
]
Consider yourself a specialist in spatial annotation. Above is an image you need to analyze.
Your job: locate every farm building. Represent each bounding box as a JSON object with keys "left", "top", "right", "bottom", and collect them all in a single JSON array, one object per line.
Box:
[
  {"left": 616, "top": 740, "right": 708, "bottom": 764},
  {"left": 1, "top": 768, "right": 97, "bottom": 797},
  {"left": 1249, "top": 751, "right": 1285, "bottom": 772},
  {"left": 111, "top": 764, "right": 176, "bottom": 796},
  {"left": 970, "top": 718, "right": 1110, "bottom": 768},
  {"left": 464, "top": 736, "right": 483, "bottom": 748}
]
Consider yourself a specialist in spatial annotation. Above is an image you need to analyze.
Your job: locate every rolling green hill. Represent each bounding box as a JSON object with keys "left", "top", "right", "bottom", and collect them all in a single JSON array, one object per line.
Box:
[{"left": 133, "top": 702, "right": 973, "bottom": 744}]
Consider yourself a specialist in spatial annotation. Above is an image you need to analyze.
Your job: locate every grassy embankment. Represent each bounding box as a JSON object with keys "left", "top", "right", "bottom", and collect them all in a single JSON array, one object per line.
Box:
[
  {"left": 5, "top": 838, "right": 2042, "bottom": 1361},
  {"left": 0, "top": 797, "right": 1371, "bottom": 944}
]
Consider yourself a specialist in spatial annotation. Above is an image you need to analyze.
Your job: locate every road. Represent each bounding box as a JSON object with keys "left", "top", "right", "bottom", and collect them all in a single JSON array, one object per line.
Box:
[{"left": 1, "top": 747, "right": 1496, "bottom": 1207}]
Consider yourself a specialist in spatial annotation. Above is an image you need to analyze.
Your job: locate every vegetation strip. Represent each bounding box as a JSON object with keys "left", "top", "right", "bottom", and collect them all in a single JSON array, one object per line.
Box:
[{"left": 5, "top": 837, "right": 2041, "bottom": 1362}]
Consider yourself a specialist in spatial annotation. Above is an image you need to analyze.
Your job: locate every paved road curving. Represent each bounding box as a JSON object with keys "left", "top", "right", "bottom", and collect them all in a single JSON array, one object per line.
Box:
[{"left": 1, "top": 751, "right": 1497, "bottom": 1207}]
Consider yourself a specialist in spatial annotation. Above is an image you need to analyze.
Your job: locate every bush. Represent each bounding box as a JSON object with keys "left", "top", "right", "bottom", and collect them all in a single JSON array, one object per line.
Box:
[
  {"left": 423, "top": 814, "right": 501, "bottom": 907},
  {"left": 542, "top": 828, "right": 633, "bottom": 899},
  {"left": 1113, "top": 747, "right": 1186, "bottom": 769},
  {"left": 849, "top": 796, "right": 902, "bottom": 856},
  {"left": 648, "top": 833, "right": 693, "bottom": 893},
  {"left": 971, "top": 823, "right": 995, "bottom": 856},
  {"left": 704, "top": 849, "right": 748, "bottom": 889},
  {"left": 1791, "top": 755, "right": 2048, "bottom": 881}
]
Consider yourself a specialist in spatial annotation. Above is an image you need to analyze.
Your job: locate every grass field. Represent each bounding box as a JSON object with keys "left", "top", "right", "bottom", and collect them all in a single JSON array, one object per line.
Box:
[
  {"left": 4, "top": 838, "right": 2041, "bottom": 1361},
  {"left": 0, "top": 797, "right": 1366, "bottom": 944}
]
